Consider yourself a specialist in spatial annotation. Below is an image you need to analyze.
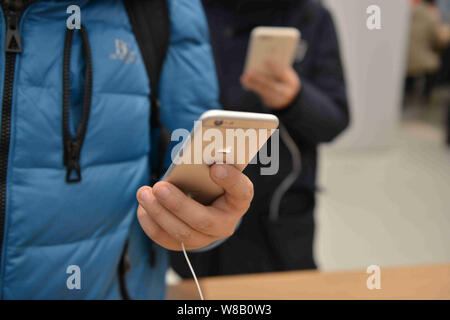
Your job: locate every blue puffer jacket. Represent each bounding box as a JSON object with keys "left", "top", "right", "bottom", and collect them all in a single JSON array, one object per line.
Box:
[{"left": 0, "top": 0, "right": 219, "bottom": 299}]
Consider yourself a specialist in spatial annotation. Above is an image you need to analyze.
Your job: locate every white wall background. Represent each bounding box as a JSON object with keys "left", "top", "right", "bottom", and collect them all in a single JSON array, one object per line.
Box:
[
  {"left": 314, "top": 1, "right": 450, "bottom": 272},
  {"left": 324, "top": 0, "right": 411, "bottom": 148}
]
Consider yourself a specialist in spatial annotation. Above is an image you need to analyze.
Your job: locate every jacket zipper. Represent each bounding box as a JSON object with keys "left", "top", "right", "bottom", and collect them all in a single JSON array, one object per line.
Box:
[
  {"left": 62, "top": 26, "right": 93, "bottom": 183},
  {"left": 118, "top": 241, "right": 131, "bottom": 300},
  {"left": 0, "top": 1, "right": 27, "bottom": 295}
]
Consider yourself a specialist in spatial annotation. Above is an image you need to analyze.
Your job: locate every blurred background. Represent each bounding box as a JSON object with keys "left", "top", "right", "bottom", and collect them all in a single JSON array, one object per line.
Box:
[{"left": 315, "top": 0, "right": 450, "bottom": 271}]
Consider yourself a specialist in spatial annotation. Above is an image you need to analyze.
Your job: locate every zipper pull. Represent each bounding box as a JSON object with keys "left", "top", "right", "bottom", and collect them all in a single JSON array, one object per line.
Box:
[
  {"left": 150, "top": 242, "right": 157, "bottom": 267},
  {"left": 64, "top": 140, "right": 82, "bottom": 183},
  {"left": 5, "top": 10, "right": 22, "bottom": 53}
]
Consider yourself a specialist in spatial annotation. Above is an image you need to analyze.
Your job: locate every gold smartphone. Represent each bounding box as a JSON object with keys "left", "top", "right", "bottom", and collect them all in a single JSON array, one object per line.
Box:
[
  {"left": 162, "top": 110, "right": 279, "bottom": 205},
  {"left": 244, "top": 26, "right": 300, "bottom": 74}
]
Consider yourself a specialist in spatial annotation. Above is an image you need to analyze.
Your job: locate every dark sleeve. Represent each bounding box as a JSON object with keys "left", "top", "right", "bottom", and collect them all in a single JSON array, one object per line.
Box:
[{"left": 274, "top": 9, "right": 350, "bottom": 145}]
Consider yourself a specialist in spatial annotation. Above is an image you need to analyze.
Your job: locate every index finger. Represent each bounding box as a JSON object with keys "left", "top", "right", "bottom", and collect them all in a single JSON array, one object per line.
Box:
[{"left": 266, "top": 60, "right": 291, "bottom": 82}]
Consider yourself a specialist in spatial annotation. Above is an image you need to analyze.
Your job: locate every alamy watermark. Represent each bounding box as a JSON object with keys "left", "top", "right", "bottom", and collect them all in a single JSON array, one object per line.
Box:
[
  {"left": 170, "top": 121, "right": 280, "bottom": 176},
  {"left": 366, "top": 5, "right": 381, "bottom": 30},
  {"left": 366, "top": 265, "right": 381, "bottom": 290},
  {"left": 66, "top": 265, "right": 81, "bottom": 290},
  {"left": 66, "top": 5, "right": 81, "bottom": 30}
]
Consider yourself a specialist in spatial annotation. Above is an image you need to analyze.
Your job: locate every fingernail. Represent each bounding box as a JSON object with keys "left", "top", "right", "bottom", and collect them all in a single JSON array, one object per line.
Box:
[
  {"left": 138, "top": 187, "right": 151, "bottom": 203},
  {"left": 213, "top": 165, "right": 227, "bottom": 179},
  {"left": 154, "top": 186, "right": 170, "bottom": 200}
]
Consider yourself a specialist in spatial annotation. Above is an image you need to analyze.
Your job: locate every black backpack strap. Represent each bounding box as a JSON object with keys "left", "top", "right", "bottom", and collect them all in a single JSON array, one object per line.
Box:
[
  {"left": 124, "top": 0, "right": 171, "bottom": 184},
  {"left": 119, "top": 0, "right": 170, "bottom": 300}
]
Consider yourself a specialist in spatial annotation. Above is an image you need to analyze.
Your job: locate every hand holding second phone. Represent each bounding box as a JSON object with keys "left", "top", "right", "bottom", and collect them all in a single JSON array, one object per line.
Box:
[
  {"left": 241, "top": 60, "right": 301, "bottom": 110},
  {"left": 136, "top": 164, "right": 253, "bottom": 251}
]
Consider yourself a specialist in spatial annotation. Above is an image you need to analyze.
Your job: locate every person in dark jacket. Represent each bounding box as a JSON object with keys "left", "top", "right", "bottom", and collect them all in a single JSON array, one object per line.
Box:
[{"left": 171, "top": 0, "right": 350, "bottom": 277}]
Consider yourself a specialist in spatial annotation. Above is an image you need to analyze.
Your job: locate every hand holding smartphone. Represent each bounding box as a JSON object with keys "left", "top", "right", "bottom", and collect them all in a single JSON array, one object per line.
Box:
[
  {"left": 242, "top": 27, "right": 301, "bottom": 109},
  {"left": 162, "top": 110, "right": 279, "bottom": 205},
  {"left": 137, "top": 110, "right": 278, "bottom": 252}
]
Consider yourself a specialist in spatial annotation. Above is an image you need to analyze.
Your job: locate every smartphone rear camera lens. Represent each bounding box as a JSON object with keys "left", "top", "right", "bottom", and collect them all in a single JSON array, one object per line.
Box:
[{"left": 214, "top": 120, "right": 223, "bottom": 126}]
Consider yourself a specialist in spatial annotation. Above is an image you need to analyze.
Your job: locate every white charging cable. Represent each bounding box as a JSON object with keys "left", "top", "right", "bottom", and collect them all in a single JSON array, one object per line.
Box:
[{"left": 181, "top": 242, "right": 204, "bottom": 300}]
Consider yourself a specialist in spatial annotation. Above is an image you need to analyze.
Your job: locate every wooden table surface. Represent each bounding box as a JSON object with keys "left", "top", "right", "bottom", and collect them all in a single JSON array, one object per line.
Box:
[{"left": 167, "top": 263, "right": 450, "bottom": 300}]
